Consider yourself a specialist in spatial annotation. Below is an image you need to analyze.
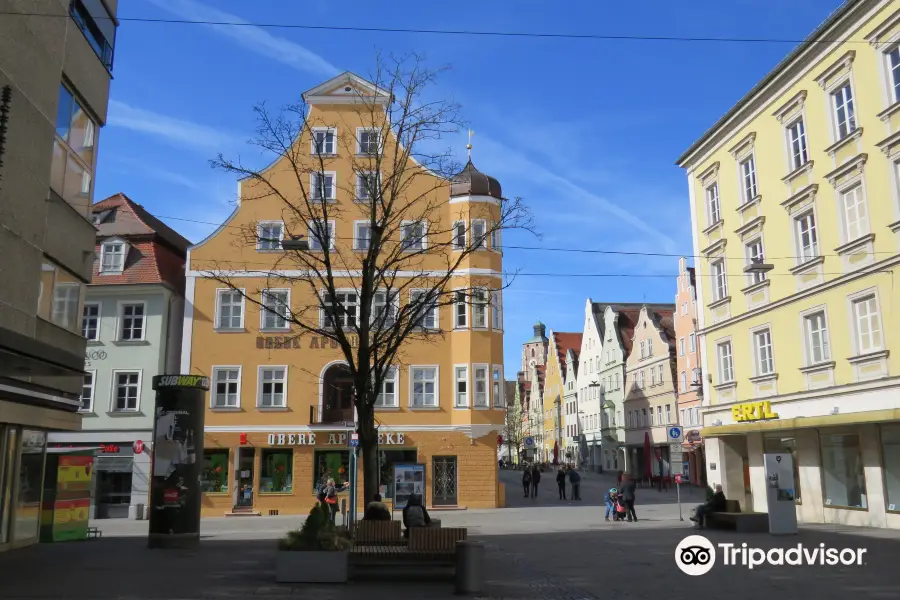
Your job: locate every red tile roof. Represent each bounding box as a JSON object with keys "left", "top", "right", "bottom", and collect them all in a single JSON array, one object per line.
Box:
[
  {"left": 90, "top": 194, "right": 189, "bottom": 292},
  {"left": 552, "top": 332, "right": 582, "bottom": 379}
]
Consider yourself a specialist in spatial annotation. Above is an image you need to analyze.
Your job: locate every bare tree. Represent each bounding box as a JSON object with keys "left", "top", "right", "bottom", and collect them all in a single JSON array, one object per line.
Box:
[
  {"left": 502, "top": 392, "right": 525, "bottom": 464},
  {"left": 205, "top": 54, "right": 533, "bottom": 504}
]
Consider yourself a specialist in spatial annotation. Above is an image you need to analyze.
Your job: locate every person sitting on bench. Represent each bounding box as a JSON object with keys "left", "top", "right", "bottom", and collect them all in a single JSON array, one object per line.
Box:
[
  {"left": 363, "top": 493, "right": 392, "bottom": 521},
  {"left": 691, "top": 484, "right": 727, "bottom": 529},
  {"left": 402, "top": 493, "right": 431, "bottom": 537}
]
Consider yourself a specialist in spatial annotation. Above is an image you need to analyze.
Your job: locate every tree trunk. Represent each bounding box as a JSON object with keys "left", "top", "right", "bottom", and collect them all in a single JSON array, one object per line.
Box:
[{"left": 357, "top": 401, "right": 380, "bottom": 506}]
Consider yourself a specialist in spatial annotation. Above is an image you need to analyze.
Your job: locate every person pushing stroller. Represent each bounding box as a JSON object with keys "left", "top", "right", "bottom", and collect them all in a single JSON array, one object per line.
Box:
[{"left": 605, "top": 488, "right": 627, "bottom": 521}]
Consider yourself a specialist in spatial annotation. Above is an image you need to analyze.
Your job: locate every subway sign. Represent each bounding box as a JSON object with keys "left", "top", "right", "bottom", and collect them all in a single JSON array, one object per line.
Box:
[{"left": 152, "top": 375, "right": 210, "bottom": 391}]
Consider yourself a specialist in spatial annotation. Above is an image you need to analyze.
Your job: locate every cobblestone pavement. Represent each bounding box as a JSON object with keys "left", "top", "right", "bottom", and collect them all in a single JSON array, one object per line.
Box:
[{"left": 1, "top": 471, "right": 898, "bottom": 599}]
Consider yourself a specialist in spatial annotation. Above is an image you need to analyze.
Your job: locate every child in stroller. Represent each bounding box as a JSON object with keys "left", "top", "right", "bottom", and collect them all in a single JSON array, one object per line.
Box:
[{"left": 613, "top": 492, "right": 627, "bottom": 521}]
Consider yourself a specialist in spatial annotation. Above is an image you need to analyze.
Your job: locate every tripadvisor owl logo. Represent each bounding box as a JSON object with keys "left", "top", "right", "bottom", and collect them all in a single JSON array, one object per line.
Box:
[{"left": 675, "top": 535, "right": 867, "bottom": 575}]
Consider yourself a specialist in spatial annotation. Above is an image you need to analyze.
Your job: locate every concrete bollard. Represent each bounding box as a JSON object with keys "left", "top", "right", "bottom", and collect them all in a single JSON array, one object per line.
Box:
[{"left": 454, "top": 540, "right": 485, "bottom": 595}]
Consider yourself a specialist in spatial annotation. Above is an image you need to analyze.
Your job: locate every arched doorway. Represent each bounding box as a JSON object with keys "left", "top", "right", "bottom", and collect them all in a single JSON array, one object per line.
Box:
[{"left": 322, "top": 363, "right": 354, "bottom": 423}]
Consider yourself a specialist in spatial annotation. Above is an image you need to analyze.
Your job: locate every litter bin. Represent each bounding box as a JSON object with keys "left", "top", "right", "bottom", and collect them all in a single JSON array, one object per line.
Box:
[
  {"left": 454, "top": 540, "right": 485, "bottom": 595},
  {"left": 135, "top": 503, "right": 145, "bottom": 520}
]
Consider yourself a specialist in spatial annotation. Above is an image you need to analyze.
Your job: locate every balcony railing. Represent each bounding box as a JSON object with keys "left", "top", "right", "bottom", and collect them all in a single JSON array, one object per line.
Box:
[{"left": 308, "top": 405, "right": 355, "bottom": 426}]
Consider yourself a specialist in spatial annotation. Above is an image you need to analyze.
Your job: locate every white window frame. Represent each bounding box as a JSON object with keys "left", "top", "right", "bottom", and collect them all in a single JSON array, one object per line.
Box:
[
  {"left": 786, "top": 117, "right": 809, "bottom": 171},
  {"left": 689, "top": 333, "right": 696, "bottom": 353},
  {"left": 716, "top": 340, "right": 734, "bottom": 384},
  {"left": 491, "top": 290, "right": 503, "bottom": 331},
  {"left": 353, "top": 220, "right": 372, "bottom": 251},
  {"left": 472, "top": 363, "right": 489, "bottom": 408},
  {"left": 410, "top": 289, "right": 438, "bottom": 330},
  {"left": 320, "top": 289, "right": 359, "bottom": 330},
  {"left": 356, "top": 127, "right": 382, "bottom": 155},
  {"left": 82, "top": 301, "right": 101, "bottom": 341},
  {"left": 831, "top": 81, "right": 857, "bottom": 141},
  {"left": 257, "top": 366, "right": 288, "bottom": 408},
  {"left": 800, "top": 306, "right": 831, "bottom": 366},
  {"left": 471, "top": 219, "right": 487, "bottom": 249},
  {"left": 492, "top": 365, "right": 504, "bottom": 408},
  {"left": 839, "top": 183, "right": 870, "bottom": 244},
  {"left": 680, "top": 371, "right": 687, "bottom": 392},
  {"left": 80, "top": 370, "right": 96, "bottom": 413},
  {"left": 711, "top": 260, "right": 727, "bottom": 301},
  {"left": 215, "top": 288, "right": 245, "bottom": 330},
  {"left": 355, "top": 170, "right": 379, "bottom": 201},
  {"left": 885, "top": 44, "right": 900, "bottom": 104},
  {"left": 409, "top": 365, "right": 439, "bottom": 408},
  {"left": 117, "top": 301, "right": 146, "bottom": 341},
  {"left": 453, "top": 289, "right": 468, "bottom": 329},
  {"left": 372, "top": 290, "right": 398, "bottom": 328},
  {"left": 751, "top": 326, "right": 775, "bottom": 377},
  {"left": 375, "top": 366, "right": 398, "bottom": 408},
  {"left": 638, "top": 370, "right": 645, "bottom": 388},
  {"left": 706, "top": 182, "right": 721, "bottom": 226},
  {"left": 679, "top": 337, "right": 685, "bottom": 356},
  {"left": 110, "top": 369, "right": 142, "bottom": 413},
  {"left": 310, "top": 127, "right": 336, "bottom": 155},
  {"left": 452, "top": 221, "right": 466, "bottom": 250},
  {"left": 400, "top": 220, "right": 427, "bottom": 250},
  {"left": 794, "top": 209, "right": 820, "bottom": 263},
  {"left": 490, "top": 225, "right": 502, "bottom": 253},
  {"left": 739, "top": 155, "right": 758, "bottom": 204},
  {"left": 99, "top": 240, "right": 126, "bottom": 273},
  {"left": 211, "top": 366, "right": 242, "bottom": 409},
  {"left": 745, "top": 237, "right": 766, "bottom": 285},
  {"left": 848, "top": 289, "right": 884, "bottom": 356},
  {"left": 256, "top": 221, "right": 284, "bottom": 251},
  {"left": 308, "top": 220, "right": 336, "bottom": 251},
  {"left": 260, "top": 289, "right": 291, "bottom": 331},
  {"left": 310, "top": 171, "right": 337, "bottom": 201},
  {"left": 650, "top": 366, "right": 657, "bottom": 386},
  {"left": 665, "top": 404, "right": 672, "bottom": 424},
  {"left": 472, "top": 288, "right": 488, "bottom": 329}
]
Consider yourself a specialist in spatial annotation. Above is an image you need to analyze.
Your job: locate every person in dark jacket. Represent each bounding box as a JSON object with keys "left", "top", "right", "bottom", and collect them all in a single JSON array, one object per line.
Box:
[
  {"left": 568, "top": 467, "right": 582, "bottom": 501},
  {"left": 556, "top": 466, "right": 567, "bottom": 500},
  {"left": 530, "top": 465, "right": 541, "bottom": 498},
  {"left": 522, "top": 467, "right": 532, "bottom": 498},
  {"left": 620, "top": 475, "right": 638, "bottom": 522},
  {"left": 691, "top": 484, "right": 726, "bottom": 529},
  {"left": 363, "top": 493, "right": 391, "bottom": 521},
  {"left": 402, "top": 493, "right": 431, "bottom": 537}
]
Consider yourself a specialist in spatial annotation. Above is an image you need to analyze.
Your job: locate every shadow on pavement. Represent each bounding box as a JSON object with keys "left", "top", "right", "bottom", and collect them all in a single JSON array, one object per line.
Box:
[{"left": 1, "top": 523, "right": 897, "bottom": 599}]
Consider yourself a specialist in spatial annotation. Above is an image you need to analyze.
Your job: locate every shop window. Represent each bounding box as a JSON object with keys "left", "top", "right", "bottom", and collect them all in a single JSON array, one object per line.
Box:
[
  {"left": 260, "top": 449, "right": 293, "bottom": 493},
  {"left": 764, "top": 436, "right": 801, "bottom": 502},
  {"left": 378, "top": 449, "right": 418, "bottom": 499},
  {"left": 314, "top": 450, "right": 350, "bottom": 492},
  {"left": 201, "top": 449, "right": 229, "bottom": 493},
  {"left": 820, "top": 433, "right": 867, "bottom": 509},
  {"left": 14, "top": 430, "right": 46, "bottom": 542},
  {"left": 880, "top": 425, "right": 900, "bottom": 512}
]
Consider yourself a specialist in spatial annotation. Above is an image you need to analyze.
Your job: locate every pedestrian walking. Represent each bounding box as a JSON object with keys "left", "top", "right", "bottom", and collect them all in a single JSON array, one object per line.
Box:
[
  {"left": 556, "top": 466, "right": 567, "bottom": 500},
  {"left": 530, "top": 465, "right": 541, "bottom": 498},
  {"left": 522, "top": 466, "right": 532, "bottom": 498},
  {"left": 620, "top": 474, "right": 638, "bottom": 522},
  {"left": 568, "top": 466, "right": 582, "bottom": 501}
]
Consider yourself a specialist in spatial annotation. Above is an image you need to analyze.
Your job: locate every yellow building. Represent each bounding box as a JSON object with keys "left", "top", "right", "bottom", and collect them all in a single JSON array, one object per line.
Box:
[
  {"left": 677, "top": 0, "right": 900, "bottom": 528},
  {"left": 540, "top": 331, "right": 581, "bottom": 463},
  {"left": 182, "top": 72, "right": 506, "bottom": 516}
]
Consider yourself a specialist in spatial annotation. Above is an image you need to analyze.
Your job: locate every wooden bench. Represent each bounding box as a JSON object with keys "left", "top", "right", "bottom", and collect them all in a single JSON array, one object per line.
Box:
[
  {"left": 353, "top": 520, "right": 403, "bottom": 545},
  {"left": 349, "top": 527, "right": 468, "bottom": 567},
  {"left": 87, "top": 526, "right": 102, "bottom": 540},
  {"left": 705, "top": 500, "right": 768, "bottom": 533}
]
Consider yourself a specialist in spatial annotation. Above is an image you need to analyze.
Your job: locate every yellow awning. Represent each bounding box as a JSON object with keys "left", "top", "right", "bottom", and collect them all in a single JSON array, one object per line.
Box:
[{"left": 703, "top": 408, "right": 900, "bottom": 437}]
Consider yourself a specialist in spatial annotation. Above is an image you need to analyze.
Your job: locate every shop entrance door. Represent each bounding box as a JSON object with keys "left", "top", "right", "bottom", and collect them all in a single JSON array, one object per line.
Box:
[
  {"left": 234, "top": 448, "right": 255, "bottom": 509},
  {"left": 322, "top": 364, "right": 354, "bottom": 424},
  {"left": 432, "top": 456, "right": 458, "bottom": 506}
]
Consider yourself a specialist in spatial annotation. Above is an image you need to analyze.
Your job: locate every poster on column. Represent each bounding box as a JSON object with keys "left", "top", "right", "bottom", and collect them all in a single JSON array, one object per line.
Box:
[
  {"left": 392, "top": 463, "right": 425, "bottom": 510},
  {"left": 148, "top": 375, "right": 209, "bottom": 548},
  {"left": 763, "top": 453, "right": 798, "bottom": 535}
]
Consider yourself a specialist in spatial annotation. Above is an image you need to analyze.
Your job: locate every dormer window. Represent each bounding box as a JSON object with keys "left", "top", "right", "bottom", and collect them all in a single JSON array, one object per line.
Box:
[{"left": 100, "top": 240, "right": 126, "bottom": 273}]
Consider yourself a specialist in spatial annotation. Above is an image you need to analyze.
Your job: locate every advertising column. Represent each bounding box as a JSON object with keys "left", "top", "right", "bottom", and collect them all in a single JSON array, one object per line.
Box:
[
  {"left": 763, "top": 453, "right": 798, "bottom": 535},
  {"left": 148, "top": 375, "right": 209, "bottom": 549}
]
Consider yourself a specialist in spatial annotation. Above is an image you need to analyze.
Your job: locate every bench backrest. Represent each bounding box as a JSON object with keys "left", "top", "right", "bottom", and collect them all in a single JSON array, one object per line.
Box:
[
  {"left": 723, "top": 499, "right": 741, "bottom": 513},
  {"left": 355, "top": 520, "right": 401, "bottom": 543},
  {"left": 408, "top": 526, "right": 467, "bottom": 552}
]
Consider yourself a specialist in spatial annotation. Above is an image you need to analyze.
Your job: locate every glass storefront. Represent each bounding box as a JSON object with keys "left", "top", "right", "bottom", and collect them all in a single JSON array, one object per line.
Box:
[
  {"left": 820, "top": 432, "right": 867, "bottom": 509},
  {"left": 880, "top": 425, "right": 900, "bottom": 512},
  {"left": 201, "top": 449, "right": 229, "bottom": 492},
  {"left": 314, "top": 450, "right": 350, "bottom": 491},
  {"left": 260, "top": 449, "right": 293, "bottom": 493},
  {"left": 0, "top": 427, "right": 19, "bottom": 544},
  {"left": 13, "top": 430, "right": 47, "bottom": 542}
]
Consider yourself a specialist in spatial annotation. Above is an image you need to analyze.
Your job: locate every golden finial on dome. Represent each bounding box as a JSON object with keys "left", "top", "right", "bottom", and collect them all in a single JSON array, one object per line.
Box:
[{"left": 467, "top": 129, "right": 473, "bottom": 160}]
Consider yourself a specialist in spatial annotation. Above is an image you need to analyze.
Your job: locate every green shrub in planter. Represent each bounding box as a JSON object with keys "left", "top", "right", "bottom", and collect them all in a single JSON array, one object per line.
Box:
[{"left": 278, "top": 503, "right": 351, "bottom": 552}]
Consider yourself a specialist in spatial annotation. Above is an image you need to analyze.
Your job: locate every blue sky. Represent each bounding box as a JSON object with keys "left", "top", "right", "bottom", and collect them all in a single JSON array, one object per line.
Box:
[{"left": 97, "top": 0, "right": 845, "bottom": 374}]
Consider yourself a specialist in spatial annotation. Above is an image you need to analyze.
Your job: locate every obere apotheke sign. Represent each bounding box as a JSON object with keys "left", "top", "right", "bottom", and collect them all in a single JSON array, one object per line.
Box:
[{"left": 267, "top": 431, "right": 406, "bottom": 446}]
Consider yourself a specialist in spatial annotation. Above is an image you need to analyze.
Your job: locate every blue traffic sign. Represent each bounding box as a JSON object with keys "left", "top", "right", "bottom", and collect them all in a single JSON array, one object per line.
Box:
[
  {"left": 667, "top": 426, "right": 683, "bottom": 441},
  {"left": 349, "top": 439, "right": 359, "bottom": 447}
]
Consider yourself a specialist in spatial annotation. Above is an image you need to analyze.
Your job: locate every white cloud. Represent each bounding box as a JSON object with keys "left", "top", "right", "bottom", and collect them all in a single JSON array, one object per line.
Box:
[
  {"left": 145, "top": 0, "right": 339, "bottom": 77},
  {"left": 107, "top": 100, "right": 240, "bottom": 151}
]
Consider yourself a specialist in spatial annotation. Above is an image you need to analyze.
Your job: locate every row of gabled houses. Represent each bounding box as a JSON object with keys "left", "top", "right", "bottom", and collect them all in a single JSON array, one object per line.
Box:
[{"left": 513, "top": 258, "right": 706, "bottom": 486}]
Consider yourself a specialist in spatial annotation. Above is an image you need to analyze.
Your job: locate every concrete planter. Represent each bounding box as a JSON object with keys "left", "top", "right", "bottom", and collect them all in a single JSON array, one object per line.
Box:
[{"left": 275, "top": 550, "right": 349, "bottom": 583}]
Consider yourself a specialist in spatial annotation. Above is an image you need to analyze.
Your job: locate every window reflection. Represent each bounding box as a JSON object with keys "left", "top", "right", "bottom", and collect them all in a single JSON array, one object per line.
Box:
[{"left": 14, "top": 430, "right": 46, "bottom": 542}]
